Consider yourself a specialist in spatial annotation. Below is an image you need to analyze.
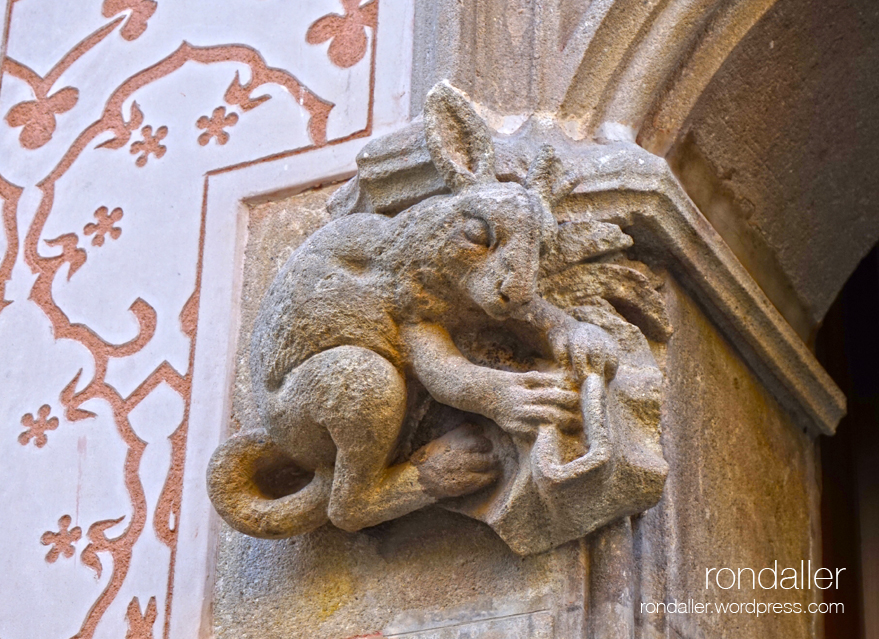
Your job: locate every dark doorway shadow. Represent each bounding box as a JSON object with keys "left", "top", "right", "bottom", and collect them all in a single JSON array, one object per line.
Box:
[{"left": 816, "top": 245, "right": 879, "bottom": 639}]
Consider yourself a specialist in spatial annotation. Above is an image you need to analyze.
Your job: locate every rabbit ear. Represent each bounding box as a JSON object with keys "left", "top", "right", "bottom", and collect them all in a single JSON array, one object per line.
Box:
[
  {"left": 526, "top": 144, "right": 582, "bottom": 210},
  {"left": 423, "top": 81, "right": 496, "bottom": 192}
]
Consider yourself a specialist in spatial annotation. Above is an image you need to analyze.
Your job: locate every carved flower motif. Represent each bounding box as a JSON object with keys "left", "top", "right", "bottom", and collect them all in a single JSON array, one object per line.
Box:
[
  {"left": 19, "top": 404, "right": 60, "bottom": 447},
  {"left": 130, "top": 125, "right": 167, "bottom": 167},
  {"left": 5, "top": 87, "right": 79, "bottom": 150},
  {"left": 41, "top": 515, "right": 81, "bottom": 563},
  {"left": 102, "top": 0, "right": 157, "bottom": 41},
  {"left": 84, "top": 206, "right": 123, "bottom": 246},
  {"left": 306, "top": 0, "right": 378, "bottom": 69},
  {"left": 196, "top": 106, "right": 238, "bottom": 145}
]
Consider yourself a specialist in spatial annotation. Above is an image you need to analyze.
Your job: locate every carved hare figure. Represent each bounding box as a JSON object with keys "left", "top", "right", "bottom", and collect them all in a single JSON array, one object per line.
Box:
[{"left": 208, "top": 82, "right": 620, "bottom": 540}]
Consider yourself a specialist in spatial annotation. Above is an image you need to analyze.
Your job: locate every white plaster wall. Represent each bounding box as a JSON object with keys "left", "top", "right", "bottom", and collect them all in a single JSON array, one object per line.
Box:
[{"left": 0, "top": 1, "right": 412, "bottom": 637}]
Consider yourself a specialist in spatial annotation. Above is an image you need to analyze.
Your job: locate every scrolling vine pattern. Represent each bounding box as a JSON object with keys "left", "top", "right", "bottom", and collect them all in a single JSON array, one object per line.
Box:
[{"left": 0, "top": 1, "right": 379, "bottom": 637}]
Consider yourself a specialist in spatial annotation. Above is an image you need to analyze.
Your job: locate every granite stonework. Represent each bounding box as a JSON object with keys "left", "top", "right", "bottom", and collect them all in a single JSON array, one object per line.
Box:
[
  {"left": 214, "top": 508, "right": 588, "bottom": 638},
  {"left": 660, "top": 279, "right": 821, "bottom": 639},
  {"left": 204, "top": 73, "right": 845, "bottom": 637},
  {"left": 2, "top": 0, "right": 861, "bottom": 637},
  {"left": 212, "top": 190, "right": 826, "bottom": 639},
  {"left": 215, "top": 183, "right": 653, "bottom": 638},
  {"left": 208, "top": 84, "right": 671, "bottom": 563},
  {"left": 210, "top": 92, "right": 826, "bottom": 638},
  {"left": 211, "top": 85, "right": 670, "bottom": 636}
]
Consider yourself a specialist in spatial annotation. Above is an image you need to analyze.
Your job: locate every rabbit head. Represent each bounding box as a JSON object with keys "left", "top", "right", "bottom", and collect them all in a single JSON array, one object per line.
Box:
[{"left": 404, "top": 81, "right": 571, "bottom": 320}]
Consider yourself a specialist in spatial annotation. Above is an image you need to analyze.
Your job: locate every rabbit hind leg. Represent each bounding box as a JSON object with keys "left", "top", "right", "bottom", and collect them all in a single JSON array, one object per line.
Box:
[{"left": 270, "top": 345, "right": 434, "bottom": 532}]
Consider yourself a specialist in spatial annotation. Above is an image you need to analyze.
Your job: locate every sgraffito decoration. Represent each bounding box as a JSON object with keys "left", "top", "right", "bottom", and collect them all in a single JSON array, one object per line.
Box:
[
  {"left": 0, "top": 0, "right": 395, "bottom": 636},
  {"left": 208, "top": 82, "right": 671, "bottom": 556}
]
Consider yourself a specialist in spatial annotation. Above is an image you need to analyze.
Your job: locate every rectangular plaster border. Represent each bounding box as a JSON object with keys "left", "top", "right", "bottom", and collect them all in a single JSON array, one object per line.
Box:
[
  {"left": 167, "top": 0, "right": 414, "bottom": 632},
  {"left": 171, "top": 137, "right": 377, "bottom": 639}
]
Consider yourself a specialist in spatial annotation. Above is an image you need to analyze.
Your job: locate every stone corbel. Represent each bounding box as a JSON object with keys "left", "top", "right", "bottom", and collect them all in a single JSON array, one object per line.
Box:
[
  {"left": 208, "top": 80, "right": 842, "bottom": 564},
  {"left": 331, "top": 110, "right": 845, "bottom": 438},
  {"left": 208, "top": 82, "right": 676, "bottom": 557}
]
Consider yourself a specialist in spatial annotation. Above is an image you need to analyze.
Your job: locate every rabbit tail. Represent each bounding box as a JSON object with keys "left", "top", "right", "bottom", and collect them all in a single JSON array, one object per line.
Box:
[{"left": 207, "top": 428, "right": 331, "bottom": 539}]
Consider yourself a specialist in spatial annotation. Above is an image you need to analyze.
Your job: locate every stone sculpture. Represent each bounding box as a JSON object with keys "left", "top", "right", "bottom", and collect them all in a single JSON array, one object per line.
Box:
[{"left": 208, "top": 81, "right": 670, "bottom": 555}]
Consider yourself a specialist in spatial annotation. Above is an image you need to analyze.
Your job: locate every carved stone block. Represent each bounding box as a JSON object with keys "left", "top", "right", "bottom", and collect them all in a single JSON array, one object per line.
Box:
[{"left": 207, "top": 81, "right": 670, "bottom": 560}]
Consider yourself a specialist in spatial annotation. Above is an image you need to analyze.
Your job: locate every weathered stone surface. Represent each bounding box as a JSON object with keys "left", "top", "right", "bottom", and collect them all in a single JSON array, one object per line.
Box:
[
  {"left": 228, "top": 185, "right": 337, "bottom": 444},
  {"left": 386, "top": 611, "right": 554, "bottom": 639},
  {"left": 215, "top": 181, "right": 593, "bottom": 639},
  {"left": 669, "top": 0, "right": 879, "bottom": 340},
  {"left": 207, "top": 79, "right": 839, "bottom": 639},
  {"left": 212, "top": 261, "right": 825, "bottom": 639},
  {"left": 213, "top": 508, "right": 586, "bottom": 639},
  {"left": 658, "top": 279, "right": 821, "bottom": 639},
  {"left": 329, "top": 112, "right": 843, "bottom": 436},
  {"left": 208, "top": 82, "right": 669, "bottom": 557}
]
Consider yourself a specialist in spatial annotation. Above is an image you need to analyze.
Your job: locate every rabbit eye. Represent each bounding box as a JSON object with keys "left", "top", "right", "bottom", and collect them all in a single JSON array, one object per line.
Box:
[{"left": 463, "top": 217, "right": 491, "bottom": 247}]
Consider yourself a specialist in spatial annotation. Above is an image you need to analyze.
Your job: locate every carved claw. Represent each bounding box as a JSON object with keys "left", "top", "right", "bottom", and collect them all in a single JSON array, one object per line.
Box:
[{"left": 566, "top": 322, "right": 620, "bottom": 382}]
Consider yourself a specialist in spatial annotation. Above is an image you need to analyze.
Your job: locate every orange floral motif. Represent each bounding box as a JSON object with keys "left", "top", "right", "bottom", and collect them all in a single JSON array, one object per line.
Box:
[
  {"left": 5, "top": 87, "right": 79, "bottom": 150},
  {"left": 19, "top": 404, "right": 59, "bottom": 447},
  {"left": 41, "top": 515, "right": 82, "bottom": 563},
  {"left": 2, "top": 27, "right": 346, "bottom": 637},
  {"left": 306, "top": 0, "right": 378, "bottom": 69},
  {"left": 125, "top": 597, "right": 158, "bottom": 639},
  {"left": 96, "top": 101, "right": 145, "bottom": 150},
  {"left": 196, "top": 106, "right": 239, "bottom": 145},
  {"left": 130, "top": 125, "right": 167, "bottom": 167},
  {"left": 84, "top": 207, "right": 124, "bottom": 246},
  {"left": 102, "top": 0, "right": 157, "bottom": 41}
]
